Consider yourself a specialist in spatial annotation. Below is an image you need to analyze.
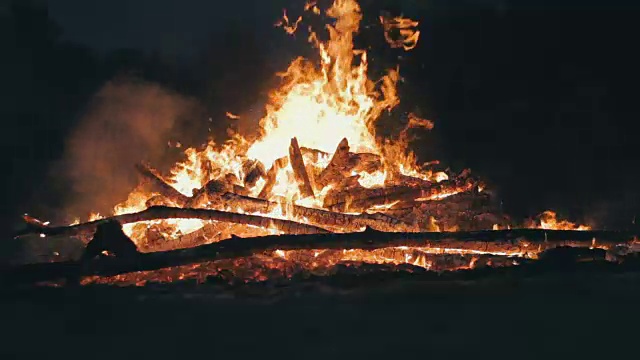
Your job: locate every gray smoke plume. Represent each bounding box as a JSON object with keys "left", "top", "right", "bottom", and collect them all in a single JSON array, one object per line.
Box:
[{"left": 55, "top": 78, "right": 202, "bottom": 220}]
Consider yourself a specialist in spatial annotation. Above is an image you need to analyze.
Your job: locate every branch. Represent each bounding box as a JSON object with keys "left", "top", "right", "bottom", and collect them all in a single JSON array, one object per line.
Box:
[
  {"left": 15, "top": 206, "right": 331, "bottom": 239},
  {"left": 3, "top": 229, "right": 637, "bottom": 285}
]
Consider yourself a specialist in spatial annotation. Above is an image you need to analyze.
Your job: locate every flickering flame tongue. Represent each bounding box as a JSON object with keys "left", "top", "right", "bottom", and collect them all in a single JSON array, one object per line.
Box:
[{"left": 247, "top": 0, "right": 396, "bottom": 167}]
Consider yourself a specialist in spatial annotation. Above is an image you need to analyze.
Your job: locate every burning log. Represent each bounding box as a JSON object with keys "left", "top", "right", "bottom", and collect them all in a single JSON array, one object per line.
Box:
[
  {"left": 315, "top": 138, "right": 351, "bottom": 189},
  {"left": 242, "top": 159, "right": 266, "bottom": 188},
  {"left": 218, "top": 192, "right": 415, "bottom": 232},
  {"left": 385, "top": 173, "right": 434, "bottom": 188},
  {"left": 288, "top": 138, "right": 315, "bottom": 198},
  {"left": 258, "top": 157, "right": 289, "bottom": 199},
  {"left": 325, "top": 178, "right": 477, "bottom": 212},
  {"left": 300, "top": 147, "right": 382, "bottom": 174},
  {"left": 16, "top": 206, "right": 330, "bottom": 240},
  {"left": 186, "top": 179, "right": 235, "bottom": 208},
  {"left": 378, "top": 190, "right": 508, "bottom": 230},
  {"left": 141, "top": 222, "right": 282, "bottom": 253},
  {"left": 135, "top": 163, "right": 190, "bottom": 206},
  {"left": 4, "top": 228, "right": 637, "bottom": 285},
  {"left": 388, "top": 191, "right": 492, "bottom": 211}
]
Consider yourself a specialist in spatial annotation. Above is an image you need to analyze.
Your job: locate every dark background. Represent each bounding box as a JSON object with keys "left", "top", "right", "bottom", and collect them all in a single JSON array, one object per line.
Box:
[{"left": 2, "top": 0, "right": 639, "bottom": 255}]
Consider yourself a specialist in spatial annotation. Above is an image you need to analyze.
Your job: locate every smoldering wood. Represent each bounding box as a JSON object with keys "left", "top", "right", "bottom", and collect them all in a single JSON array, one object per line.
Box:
[
  {"left": 4, "top": 228, "right": 637, "bottom": 285},
  {"left": 139, "top": 222, "right": 278, "bottom": 252},
  {"left": 15, "top": 206, "right": 331, "bottom": 240},
  {"left": 315, "top": 138, "right": 351, "bottom": 189},
  {"left": 387, "top": 191, "right": 492, "bottom": 211},
  {"left": 377, "top": 190, "right": 511, "bottom": 231},
  {"left": 145, "top": 195, "right": 175, "bottom": 208},
  {"left": 135, "top": 163, "right": 190, "bottom": 206},
  {"left": 385, "top": 173, "right": 434, "bottom": 188},
  {"left": 217, "top": 192, "right": 416, "bottom": 232},
  {"left": 289, "top": 138, "right": 315, "bottom": 199},
  {"left": 350, "top": 152, "right": 382, "bottom": 173},
  {"left": 324, "top": 178, "right": 477, "bottom": 212},
  {"left": 300, "top": 147, "right": 382, "bottom": 174},
  {"left": 232, "top": 184, "right": 250, "bottom": 196},
  {"left": 258, "top": 157, "right": 289, "bottom": 199},
  {"left": 242, "top": 159, "right": 266, "bottom": 188},
  {"left": 184, "top": 178, "right": 253, "bottom": 208}
]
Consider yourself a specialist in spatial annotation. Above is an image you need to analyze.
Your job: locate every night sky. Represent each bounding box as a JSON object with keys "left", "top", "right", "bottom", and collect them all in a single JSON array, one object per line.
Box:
[
  {"left": 2, "top": 0, "right": 640, "bottom": 248},
  {"left": 47, "top": 0, "right": 287, "bottom": 54}
]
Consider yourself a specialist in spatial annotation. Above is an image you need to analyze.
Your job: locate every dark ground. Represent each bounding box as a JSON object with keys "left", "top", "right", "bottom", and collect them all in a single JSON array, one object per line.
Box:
[{"left": 1, "top": 269, "right": 639, "bottom": 359}]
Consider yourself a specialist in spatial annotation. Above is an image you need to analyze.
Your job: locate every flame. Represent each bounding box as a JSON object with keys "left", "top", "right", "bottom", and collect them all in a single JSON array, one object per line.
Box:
[
  {"left": 275, "top": 9, "right": 303, "bottom": 35},
  {"left": 380, "top": 14, "right": 421, "bottom": 51},
  {"left": 104, "top": 0, "right": 440, "bottom": 226},
  {"left": 62, "top": 1, "right": 593, "bottom": 284},
  {"left": 536, "top": 211, "right": 591, "bottom": 231}
]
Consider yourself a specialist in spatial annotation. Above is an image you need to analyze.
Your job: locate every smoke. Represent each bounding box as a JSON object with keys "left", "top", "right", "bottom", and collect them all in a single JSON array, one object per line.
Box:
[{"left": 55, "top": 78, "right": 202, "bottom": 220}]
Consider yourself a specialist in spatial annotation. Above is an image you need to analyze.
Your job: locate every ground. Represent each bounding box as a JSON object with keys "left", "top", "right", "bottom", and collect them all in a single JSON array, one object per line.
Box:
[{"left": 1, "top": 269, "right": 639, "bottom": 359}]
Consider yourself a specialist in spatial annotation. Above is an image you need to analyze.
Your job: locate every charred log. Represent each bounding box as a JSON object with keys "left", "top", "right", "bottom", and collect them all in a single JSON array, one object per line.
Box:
[
  {"left": 4, "top": 228, "right": 637, "bottom": 285},
  {"left": 80, "top": 220, "right": 139, "bottom": 262},
  {"left": 242, "top": 160, "right": 266, "bottom": 188}
]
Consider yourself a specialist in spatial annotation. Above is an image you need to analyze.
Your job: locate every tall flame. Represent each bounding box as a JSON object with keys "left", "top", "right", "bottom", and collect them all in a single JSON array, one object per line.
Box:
[
  {"left": 248, "top": 0, "right": 398, "bottom": 166},
  {"left": 95, "top": 0, "right": 589, "bottom": 249},
  {"left": 112, "top": 0, "right": 434, "bottom": 231}
]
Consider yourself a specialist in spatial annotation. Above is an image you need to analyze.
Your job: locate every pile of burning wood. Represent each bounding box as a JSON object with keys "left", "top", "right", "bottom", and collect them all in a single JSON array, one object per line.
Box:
[
  {"left": 7, "top": 0, "right": 640, "bottom": 288},
  {"left": 10, "top": 136, "right": 640, "bottom": 288},
  {"left": 19, "top": 137, "right": 494, "bottom": 248}
]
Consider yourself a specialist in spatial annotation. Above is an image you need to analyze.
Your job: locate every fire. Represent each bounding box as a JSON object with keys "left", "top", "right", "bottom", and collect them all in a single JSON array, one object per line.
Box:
[
  {"left": 536, "top": 211, "right": 591, "bottom": 231},
  {"left": 380, "top": 13, "right": 421, "bottom": 50},
  {"left": 104, "top": 0, "right": 447, "bottom": 241},
  {"left": 58, "top": 0, "right": 592, "bottom": 285}
]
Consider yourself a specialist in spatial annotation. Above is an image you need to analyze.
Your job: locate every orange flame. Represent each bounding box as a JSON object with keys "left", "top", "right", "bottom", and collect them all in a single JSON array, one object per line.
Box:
[
  {"left": 380, "top": 14, "right": 421, "bottom": 51},
  {"left": 67, "top": 0, "right": 590, "bottom": 275}
]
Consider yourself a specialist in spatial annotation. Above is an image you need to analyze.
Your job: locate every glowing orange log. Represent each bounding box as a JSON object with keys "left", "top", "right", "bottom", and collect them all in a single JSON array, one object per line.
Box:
[
  {"left": 289, "top": 137, "right": 315, "bottom": 199},
  {"left": 325, "top": 178, "right": 477, "bottom": 212},
  {"left": 315, "top": 138, "right": 351, "bottom": 189},
  {"left": 300, "top": 147, "right": 382, "bottom": 174},
  {"left": 15, "top": 206, "right": 331, "bottom": 240},
  {"left": 258, "top": 157, "right": 289, "bottom": 199},
  {"left": 4, "top": 228, "right": 637, "bottom": 285},
  {"left": 217, "top": 192, "right": 415, "bottom": 232}
]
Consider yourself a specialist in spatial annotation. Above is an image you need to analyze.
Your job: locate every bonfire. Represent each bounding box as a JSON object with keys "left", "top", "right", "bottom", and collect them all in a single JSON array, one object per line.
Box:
[{"left": 12, "top": 0, "right": 639, "bottom": 288}]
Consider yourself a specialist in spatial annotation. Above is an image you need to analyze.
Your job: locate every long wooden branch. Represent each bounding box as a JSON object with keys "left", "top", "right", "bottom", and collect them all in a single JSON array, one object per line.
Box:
[
  {"left": 15, "top": 206, "right": 330, "bottom": 239},
  {"left": 4, "top": 229, "right": 638, "bottom": 285}
]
